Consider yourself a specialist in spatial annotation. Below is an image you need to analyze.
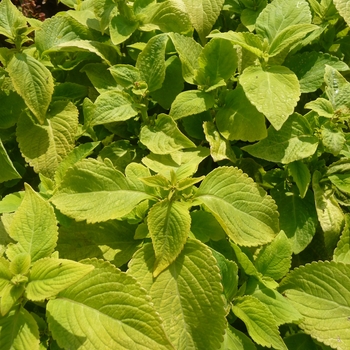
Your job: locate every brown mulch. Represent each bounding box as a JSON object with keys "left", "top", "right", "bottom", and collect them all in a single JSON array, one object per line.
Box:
[{"left": 11, "top": 0, "right": 69, "bottom": 21}]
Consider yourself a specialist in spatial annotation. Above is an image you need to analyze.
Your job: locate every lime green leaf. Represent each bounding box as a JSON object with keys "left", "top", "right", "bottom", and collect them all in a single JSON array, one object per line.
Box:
[
  {"left": 268, "top": 24, "right": 317, "bottom": 57},
  {"left": 54, "top": 142, "right": 100, "bottom": 188},
  {"left": 285, "top": 52, "right": 349, "bottom": 93},
  {"left": 271, "top": 188, "right": 317, "bottom": 254},
  {"left": 50, "top": 40, "right": 119, "bottom": 66},
  {"left": 141, "top": 174, "right": 170, "bottom": 189},
  {"left": 51, "top": 159, "right": 151, "bottom": 223},
  {"left": 0, "top": 0, "right": 27, "bottom": 41},
  {"left": 26, "top": 258, "right": 94, "bottom": 301},
  {"left": 35, "top": 15, "right": 90, "bottom": 54},
  {"left": 252, "top": 286, "right": 303, "bottom": 326},
  {"left": 179, "top": 0, "right": 225, "bottom": 44},
  {"left": 203, "top": 121, "right": 237, "bottom": 162},
  {"left": 109, "top": 64, "right": 141, "bottom": 87},
  {"left": 305, "top": 98, "right": 334, "bottom": 118},
  {"left": 325, "top": 65, "right": 350, "bottom": 110},
  {"left": 109, "top": 14, "right": 138, "bottom": 45},
  {"left": 92, "top": 91, "right": 138, "bottom": 126},
  {"left": 208, "top": 31, "right": 264, "bottom": 58},
  {"left": 17, "top": 101, "right": 79, "bottom": 178},
  {"left": 140, "top": 114, "right": 195, "bottom": 154},
  {"left": 195, "top": 38, "right": 237, "bottom": 88},
  {"left": 334, "top": 214, "right": 350, "bottom": 264},
  {"left": 151, "top": 56, "right": 184, "bottom": 109},
  {"left": 210, "top": 249, "right": 238, "bottom": 302},
  {"left": 256, "top": 0, "right": 312, "bottom": 43},
  {"left": 0, "top": 306, "right": 40, "bottom": 350},
  {"left": 231, "top": 243, "right": 269, "bottom": 285},
  {"left": 0, "top": 192, "right": 24, "bottom": 214},
  {"left": 279, "top": 261, "right": 350, "bottom": 350},
  {"left": 215, "top": 87, "right": 267, "bottom": 142},
  {"left": 148, "top": 200, "right": 190, "bottom": 277},
  {"left": 240, "top": 65, "right": 300, "bottom": 130},
  {"left": 242, "top": 113, "right": 318, "bottom": 164},
  {"left": 321, "top": 124, "right": 346, "bottom": 156},
  {"left": 255, "top": 231, "right": 292, "bottom": 280},
  {"left": 0, "top": 257, "right": 11, "bottom": 293},
  {"left": 168, "top": 32, "right": 202, "bottom": 84},
  {"left": 142, "top": 147, "right": 210, "bottom": 180},
  {"left": 9, "top": 253, "right": 31, "bottom": 275},
  {"left": 128, "top": 240, "right": 226, "bottom": 349},
  {"left": 6, "top": 184, "right": 58, "bottom": 263},
  {"left": 288, "top": 161, "right": 311, "bottom": 198},
  {"left": 195, "top": 167, "right": 279, "bottom": 246},
  {"left": 220, "top": 325, "right": 257, "bottom": 350},
  {"left": 1, "top": 284, "right": 25, "bottom": 316},
  {"left": 150, "top": 0, "right": 192, "bottom": 34},
  {"left": 170, "top": 90, "right": 215, "bottom": 120},
  {"left": 125, "top": 162, "right": 156, "bottom": 194},
  {"left": 136, "top": 34, "right": 168, "bottom": 92},
  {"left": 7, "top": 53, "right": 53, "bottom": 124},
  {"left": 57, "top": 220, "right": 141, "bottom": 267},
  {"left": 232, "top": 296, "right": 288, "bottom": 350},
  {"left": 47, "top": 259, "right": 174, "bottom": 350},
  {"left": 333, "top": 0, "right": 350, "bottom": 26},
  {"left": 0, "top": 139, "right": 21, "bottom": 183},
  {"left": 312, "top": 171, "right": 344, "bottom": 253},
  {"left": 329, "top": 174, "right": 350, "bottom": 194}
]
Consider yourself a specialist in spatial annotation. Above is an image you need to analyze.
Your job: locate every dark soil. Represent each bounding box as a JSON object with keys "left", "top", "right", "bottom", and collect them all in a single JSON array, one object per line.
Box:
[{"left": 11, "top": 0, "right": 69, "bottom": 21}]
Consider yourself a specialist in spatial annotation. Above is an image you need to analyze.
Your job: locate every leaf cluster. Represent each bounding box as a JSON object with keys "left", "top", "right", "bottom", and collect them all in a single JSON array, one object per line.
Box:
[{"left": 0, "top": 0, "right": 350, "bottom": 349}]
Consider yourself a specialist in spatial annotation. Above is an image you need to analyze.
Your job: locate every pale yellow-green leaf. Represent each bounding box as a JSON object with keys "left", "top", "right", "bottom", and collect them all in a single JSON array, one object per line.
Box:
[
  {"left": 51, "top": 158, "right": 151, "bottom": 223},
  {"left": 6, "top": 184, "right": 58, "bottom": 263},
  {"left": 0, "top": 257, "right": 11, "bottom": 294},
  {"left": 0, "top": 0, "right": 27, "bottom": 43},
  {"left": 140, "top": 114, "right": 195, "bottom": 154},
  {"left": 45, "top": 40, "right": 119, "bottom": 66},
  {"left": 195, "top": 167, "right": 279, "bottom": 246},
  {"left": 7, "top": 53, "right": 53, "bottom": 124},
  {"left": 232, "top": 296, "right": 288, "bottom": 350},
  {"left": 17, "top": 101, "right": 79, "bottom": 178},
  {"left": 47, "top": 259, "right": 174, "bottom": 350},
  {"left": 168, "top": 32, "right": 202, "bottom": 84},
  {"left": 142, "top": 147, "right": 210, "bottom": 180},
  {"left": 9, "top": 253, "right": 31, "bottom": 275},
  {"left": 279, "top": 261, "right": 350, "bottom": 350},
  {"left": 255, "top": 231, "right": 292, "bottom": 280},
  {"left": 252, "top": 286, "right": 303, "bottom": 326},
  {"left": 148, "top": 200, "right": 191, "bottom": 276},
  {"left": 0, "top": 139, "right": 21, "bottom": 183},
  {"left": 334, "top": 214, "right": 350, "bottom": 264},
  {"left": 0, "top": 306, "right": 40, "bottom": 350},
  {"left": 203, "top": 121, "right": 237, "bottom": 162},
  {"left": 128, "top": 240, "right": 226, "bottom": 350},
  {"left": 179, "top": 0, "right": 225, "bottom": 44},
  {"left": 1, "top": 283, "right": 25, "bottom": 316},
  {"left": 170, "top": 90, "right": 215, "bottom": 120},
  {"left": 312, "top": 171, "right": 344, "bottom": 253},
  {"left": 333, "top": 0, "right": 350, "bottom": 26},
  {"left": 92, "top": 90, "right": 138, "bottom": 125},
  {"left": 240, "top": 65, "right": 300, "bottom": 130},
  {"left": 26, "top": 258, "right": 94, "bottom": 301}
]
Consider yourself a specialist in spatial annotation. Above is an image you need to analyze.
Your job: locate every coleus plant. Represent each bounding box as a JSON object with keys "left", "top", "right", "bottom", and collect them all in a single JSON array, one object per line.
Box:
[{"left": 0, "top": 0, "right": 350, "bottom": 349}]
